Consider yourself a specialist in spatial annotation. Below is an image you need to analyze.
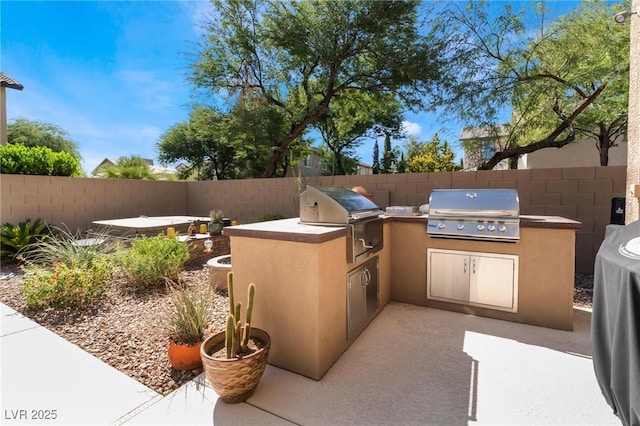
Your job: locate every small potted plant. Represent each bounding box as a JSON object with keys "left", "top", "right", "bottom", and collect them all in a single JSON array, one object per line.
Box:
[
  {"left": 208, "top": 210, "right": 224, "bottom": 236},
  {"left": 200, "top": 272, "right": 270, "bottom": 403},
  {"left": 164, "top": 280, "right": 212, "bottom": 370}
]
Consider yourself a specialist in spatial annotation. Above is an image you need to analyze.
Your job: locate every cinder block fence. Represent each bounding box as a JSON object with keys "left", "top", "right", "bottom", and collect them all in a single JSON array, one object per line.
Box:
[{"left": 0, "top": 165, "right": 627, "bottom": 274}]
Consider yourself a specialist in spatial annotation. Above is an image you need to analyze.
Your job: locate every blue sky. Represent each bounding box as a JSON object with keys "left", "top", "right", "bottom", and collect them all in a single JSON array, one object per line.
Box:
[{"left": 2, "top": 0, "right": 582, "bottom": 175}]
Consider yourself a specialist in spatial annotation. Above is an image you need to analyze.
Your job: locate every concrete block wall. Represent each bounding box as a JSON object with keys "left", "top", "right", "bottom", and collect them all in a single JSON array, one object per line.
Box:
[
  {"left": 0, "top": 165, "right": 627, "bottom": 273},
  {"left": 1, "top": 175, "right": 188, "bottom": 233},
  {"left": 352, "top": 166, "right": 627, "bottom": 274}
]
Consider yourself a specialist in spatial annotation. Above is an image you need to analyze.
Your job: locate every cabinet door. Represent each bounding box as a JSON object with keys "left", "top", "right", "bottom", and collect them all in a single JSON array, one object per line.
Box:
[
  {"left": 347, "top": 257, "right": 379, "bottom": 338},
  {"left": 427, "top": 250, "right": 470, "bottom": 303},
  {"left": 364, "top": 257, "right": 379, "bottom": 319},
  {"left": 469, "top": 254, "right": 518, "bottom": 312},
  {"left": 347, "top": 267, "right": 367, "bottom": 337}
]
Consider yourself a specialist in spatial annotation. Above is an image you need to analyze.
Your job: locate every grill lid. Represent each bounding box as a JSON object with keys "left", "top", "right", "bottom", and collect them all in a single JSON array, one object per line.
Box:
[
  {"left": 428, "top": 189, "right": 519, "bottom": 218},
  {"left": 299, "top": 186, "right": 382, "bottom": 224},
  {"left": 427, "top": 189, "right": 520, "bottom": 241}
]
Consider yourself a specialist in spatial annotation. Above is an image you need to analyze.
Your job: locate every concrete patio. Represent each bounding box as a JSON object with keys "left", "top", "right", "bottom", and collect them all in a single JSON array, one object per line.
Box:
[{"left": 1, "top": 301, "right": 620, "bottom": 425}]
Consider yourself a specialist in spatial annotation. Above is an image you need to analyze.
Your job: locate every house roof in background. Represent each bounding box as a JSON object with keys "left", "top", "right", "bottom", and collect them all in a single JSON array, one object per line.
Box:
[{"left": 0, "top": 72, "right": 24, "bottom": 90}]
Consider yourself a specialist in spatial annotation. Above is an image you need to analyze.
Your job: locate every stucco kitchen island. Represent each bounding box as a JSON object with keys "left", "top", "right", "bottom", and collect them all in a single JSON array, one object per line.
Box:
[
  {"left": 223, "top": 214, "right": 580, "bottom": 380},
  {"left": 223, "top": 218, "right": 392, "bottom": 380}
]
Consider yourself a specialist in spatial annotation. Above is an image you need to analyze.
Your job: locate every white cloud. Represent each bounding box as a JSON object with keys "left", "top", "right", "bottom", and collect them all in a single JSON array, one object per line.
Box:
[{"left": 401, "top": 120, "right": 422, "bottom": 137}]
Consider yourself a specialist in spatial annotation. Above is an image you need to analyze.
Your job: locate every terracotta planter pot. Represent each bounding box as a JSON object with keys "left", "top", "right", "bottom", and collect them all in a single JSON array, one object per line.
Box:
[
  {"left": 200, "top": 328, "right": 270, "bottom": 403},
  {"left": 167, "top": 341, "right": 203, "bottom": 370}
]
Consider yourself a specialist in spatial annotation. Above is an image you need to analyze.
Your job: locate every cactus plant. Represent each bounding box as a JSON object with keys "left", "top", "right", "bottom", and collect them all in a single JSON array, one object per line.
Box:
[{"left": 224, "top": 271, "right": 256, "bottom": 359}]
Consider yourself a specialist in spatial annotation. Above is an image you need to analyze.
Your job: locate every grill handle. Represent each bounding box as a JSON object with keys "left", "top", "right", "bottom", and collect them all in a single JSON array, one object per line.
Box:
[
  {"left": 431, "top": 209, "right": 516, "bottom": 218},
  {"left": 359, "top": 238, "right": 374, "bottom": 249}
]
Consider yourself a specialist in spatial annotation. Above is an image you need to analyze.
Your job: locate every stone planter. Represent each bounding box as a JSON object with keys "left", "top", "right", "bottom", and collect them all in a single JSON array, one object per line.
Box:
[{"left": 207, "top": 254, "right": 232, "bottom": 291}]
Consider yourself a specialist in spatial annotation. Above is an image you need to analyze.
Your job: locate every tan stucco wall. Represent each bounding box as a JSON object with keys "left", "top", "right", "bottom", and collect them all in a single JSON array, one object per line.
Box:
[
  {"left": 390, "top": 221, "right": 575, "bottom": 331},
  {"left": 228, "top": 225, "right": 391, "bottom": 380},
  {"left": 521, "top": 137, "right": 628, "bottom": 168},
  {"left": 627, "top": 0, "right": 640, "bottom": 222}
]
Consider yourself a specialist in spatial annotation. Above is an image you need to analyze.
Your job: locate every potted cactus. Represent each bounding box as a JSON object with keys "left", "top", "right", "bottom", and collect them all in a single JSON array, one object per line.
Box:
[
  {"left": 200, "top": 272, "right": 270, "bottom": 403},
  {"left": 208, "top": 210, "right": 224, "bottom": 236}
]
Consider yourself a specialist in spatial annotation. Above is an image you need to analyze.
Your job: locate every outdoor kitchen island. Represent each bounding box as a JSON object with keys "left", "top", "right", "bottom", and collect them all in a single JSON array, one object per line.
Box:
[
  {"left": 391, "top": 214, "right": 581, "bottom": 331},
  {"left": 223, "top": 213, "right": 579, "bottom": 380},
  {"left": 223, "top": 218, "right": 392, "bottom": 381}
]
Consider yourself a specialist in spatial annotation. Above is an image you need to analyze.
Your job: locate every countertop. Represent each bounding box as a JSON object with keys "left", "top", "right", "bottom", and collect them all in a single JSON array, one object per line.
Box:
[{"left": 222, "top": 215, "right": 581, "bottom": 243}]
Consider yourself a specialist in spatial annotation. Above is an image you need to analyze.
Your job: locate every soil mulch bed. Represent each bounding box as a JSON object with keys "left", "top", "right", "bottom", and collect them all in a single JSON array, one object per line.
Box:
[
  {"left": 0, "top": 264, "right": 594, "bottom": 396},
  {"left": 0, "top": 263, "right": 229, "bottom": 396}
]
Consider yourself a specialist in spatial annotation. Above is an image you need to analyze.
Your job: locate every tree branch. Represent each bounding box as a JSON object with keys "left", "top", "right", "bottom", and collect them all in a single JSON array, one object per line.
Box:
[{"left": 478, "top": 82, "right": 607, "bottom": 170}]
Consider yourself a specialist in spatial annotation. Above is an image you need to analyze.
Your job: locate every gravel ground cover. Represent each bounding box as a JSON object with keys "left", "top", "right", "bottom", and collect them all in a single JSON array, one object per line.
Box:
[{"left": 0, "top": 264, "right": 594, "bottom": 396}]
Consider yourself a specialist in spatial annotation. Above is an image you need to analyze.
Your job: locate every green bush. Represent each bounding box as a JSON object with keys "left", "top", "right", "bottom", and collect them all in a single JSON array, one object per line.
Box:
[
  {"left": 0, "top": 219, "right": 49, "bottom": 263},
  {"left": 21, "top": 225, "right": 118, "bottom": 268},
  {"left": 258, "top": 213, "right": 286, "bottom": 222},
  {"left": 0, "top": 144, "right": 82, "bottom": 176},
  {"left": 21, "top": 259, "right": 111, "bottom": 309},
  {"left": 120, "top": 235, "right": 189, "bottom": 290}
]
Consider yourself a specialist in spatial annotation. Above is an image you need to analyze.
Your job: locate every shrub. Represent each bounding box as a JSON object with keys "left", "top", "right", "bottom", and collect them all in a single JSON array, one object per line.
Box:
[
  {"left": 21, "top": 260, "right": 111, "bottom": 309},
  {"left": 163, "top": 280, "right": 213, "bottom": 345},
  {"left": 119, "top": 235, "right": 189, "bottom": 290},
  {"left": 258, "top": 213, "right": 286, "bottom": 222},
  {"left": 20, "top": 225, "right": 118, "bottom": 268},
  {"left": 0, "top": 219, "right": 49, "bottom": 263},
  {"left": 0, "top": 144, "right": 82, "bottom": 176}
]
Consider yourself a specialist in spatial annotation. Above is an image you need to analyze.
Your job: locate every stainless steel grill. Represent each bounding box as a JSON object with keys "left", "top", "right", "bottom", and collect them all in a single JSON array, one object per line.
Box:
[
  {"left": 427, "top": 189, "right": 520, "bottom": 242},
  {"left": 299, "top": 186, "right": 383, "bottom": 263}
]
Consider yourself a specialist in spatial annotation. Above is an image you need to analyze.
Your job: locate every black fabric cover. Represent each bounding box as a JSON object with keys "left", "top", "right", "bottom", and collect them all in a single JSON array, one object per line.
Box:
[{"left": 592, "top": 221, "right": 640, "bottom": 426}]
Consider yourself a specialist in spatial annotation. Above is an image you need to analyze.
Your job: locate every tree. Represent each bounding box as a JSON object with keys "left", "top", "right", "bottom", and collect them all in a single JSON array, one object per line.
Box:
[
  {"left": 516, "top": 0, "right": 630, "bottom": 166},
  {"left": 191, "top": 0, "right": 450, "bottom": 177},
  {"left": 405, "top": 134, "right": 461, "bottom": 173},
  {"left": 372, "top": 141, "right": 380, "bottom": 174},
  {"left": 315, "top": 91, "right": 403, "bottom": 175},
  {"left": 158, "top": 108, "right": 230, "bottom": 180},
  {"left": 436, "top": 0, "right": 629, "bottom": 169},
  {"left": 95, "top": 156, "right": 155, "bottom": 180},
  {"left": 381, "top": 134, "right": 396, "bottom": 174},
  {"left": 8, "top": 118, "right": 81, "bottom": 160}
]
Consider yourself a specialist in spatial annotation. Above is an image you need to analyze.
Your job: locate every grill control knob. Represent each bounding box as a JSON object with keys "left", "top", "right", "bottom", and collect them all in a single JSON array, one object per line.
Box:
[
  {"left": 456, "top": 223, "right": 465, "bottom": 230},
  {"left": 498, "top": 225, "right": 507, "bottom": 232},
  {"left": 487, "top": 224, "right": 496, "bottom": 232},
  {"left": 477, "top": 224, "right": 485, "bottom": 231},
  {"left": 438, "top": 223, "right": 446, "bottom": 230}
]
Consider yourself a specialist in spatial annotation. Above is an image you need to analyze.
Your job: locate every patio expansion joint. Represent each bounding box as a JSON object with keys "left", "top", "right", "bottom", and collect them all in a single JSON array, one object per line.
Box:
[
  {"left": 245, "top": 400, "right": 303, "bottom": 426},
  {"left": 0, "top": 324, "right": 42, "bottom": 338},
  {"left": 110, "top": 393, "right": 164, "bottom": 426}
]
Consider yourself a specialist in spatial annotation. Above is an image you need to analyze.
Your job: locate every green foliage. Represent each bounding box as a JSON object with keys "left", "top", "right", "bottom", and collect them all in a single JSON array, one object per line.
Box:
[
  {"left": 258, "top": 214, "right": 286, "bottom": 222},
  {"left": 372, "top": 141, "right": 380, "bottom": 174},
  {"left": 437, "top": 0, "right": 630, "bottom": 169},
  {"left": 21, "top": 259, "right": 111, "bottom": 309},
  {"left": 20, "top": 226, "right": 117, "bottom": 269},
  {"left": 511, "top": 0, "right": 630, "bottom": 165},
  {"left": 0, "top": 219, "right": 49, "bottom": 263},
  {"left": 315, "top": 91, "right": 403, "bottom": 175},
  {"left": 8, "top": 118, "right": 81, "bottom": 160},
  {"left": 0, "top": 144, "right": 83, "bottom": 176},
  {"left": 224, "top": 272, "right": 256, "bottom": 358},
  {"left": 119, "top": 235, "right": 189, "bottom": 290},
  {"left": 381, "top": 134, "right": 397, "bottom": 174},
  {"left": 164, "top": 281, "right": 213, "bottom": 345},
  {"left": 190, "top": 0, "right": 449, "bottom": 177},
  {"left": 405, "top": 135, "right": 461, "bottom": 173},
  {"left": 94, "top": 155, "right": 155, "bottom": 180}
]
